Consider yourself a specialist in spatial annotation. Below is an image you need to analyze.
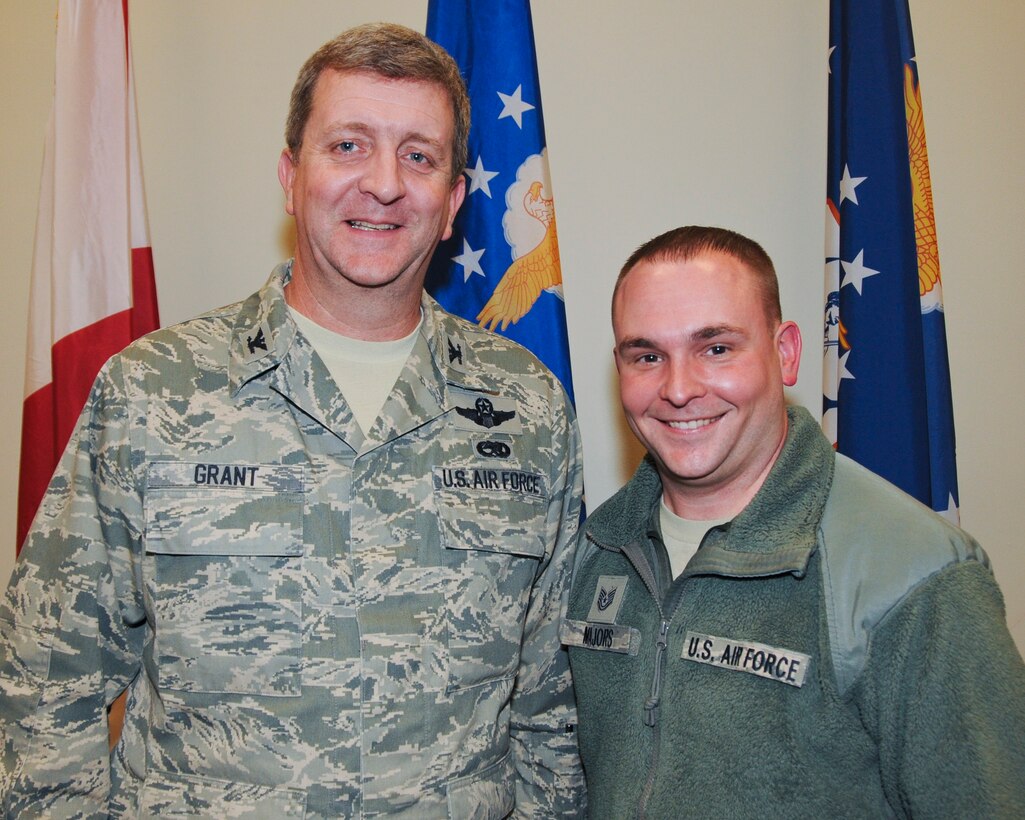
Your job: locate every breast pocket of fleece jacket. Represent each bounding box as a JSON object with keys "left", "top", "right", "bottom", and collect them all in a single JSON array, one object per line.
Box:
[
  {"left": 144, "top": 461, "right": 306, "bottom": 696},
  {"left": 433, "top": 465, "right": 548, "bottom": 691}
]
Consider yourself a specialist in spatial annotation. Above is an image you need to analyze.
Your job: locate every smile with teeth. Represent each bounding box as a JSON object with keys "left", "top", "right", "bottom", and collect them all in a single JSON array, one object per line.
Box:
[
  {"left": 348, "top": 220, "right": 397, "bottom": 231},
  {"left": 666, "top": 416, "right": 719, "bottom": 430}
]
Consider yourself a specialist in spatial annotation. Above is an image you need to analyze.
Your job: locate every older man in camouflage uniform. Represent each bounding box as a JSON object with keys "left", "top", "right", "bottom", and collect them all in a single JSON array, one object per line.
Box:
[{"left": 0, "top": 23, "right": 584, "bottom": 817}]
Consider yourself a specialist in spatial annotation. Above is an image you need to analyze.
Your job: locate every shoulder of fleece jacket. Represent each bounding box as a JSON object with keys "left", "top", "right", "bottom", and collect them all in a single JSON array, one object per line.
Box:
[{"left": 817, "top": 452, "right": 989, "bottom": 697}]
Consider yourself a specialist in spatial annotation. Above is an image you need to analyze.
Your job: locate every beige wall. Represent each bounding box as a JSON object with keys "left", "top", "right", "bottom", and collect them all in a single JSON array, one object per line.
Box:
[{"left": 2, "top": 1, "right": 1023, "bottom": 654}]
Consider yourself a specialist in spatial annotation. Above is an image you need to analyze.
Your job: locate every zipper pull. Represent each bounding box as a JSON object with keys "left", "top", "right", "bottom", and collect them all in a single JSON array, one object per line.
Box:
[{"left": 643, "top": 619, "right": 670, "bottom": 727}]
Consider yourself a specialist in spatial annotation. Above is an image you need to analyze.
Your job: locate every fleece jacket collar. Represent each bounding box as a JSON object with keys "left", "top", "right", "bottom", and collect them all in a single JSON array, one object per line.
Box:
[{"left": 586, "top": 406, "right": 835, "bottom": 579}]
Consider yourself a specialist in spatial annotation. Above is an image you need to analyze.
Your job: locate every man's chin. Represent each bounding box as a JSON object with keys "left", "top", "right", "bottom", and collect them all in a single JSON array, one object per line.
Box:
[{"left": 653, "top": 453, "right": 724, "bottom": 489}]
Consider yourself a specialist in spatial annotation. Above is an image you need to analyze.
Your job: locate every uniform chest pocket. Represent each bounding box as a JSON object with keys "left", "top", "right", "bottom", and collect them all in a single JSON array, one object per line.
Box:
[
  {"left": 144, "top": 462, "right": 306, "bottom": 696},
  {"left": 433, "top": 466, "right": 548, "bottom": 691}
]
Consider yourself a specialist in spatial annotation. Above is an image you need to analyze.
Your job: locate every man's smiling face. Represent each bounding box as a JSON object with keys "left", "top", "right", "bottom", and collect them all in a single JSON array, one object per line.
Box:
[
  {"left": 279, "top": 69, "right": 465, "bottom": 295},
  {"left": 613, "top": 251, "right": 801, "bottom": 515}
]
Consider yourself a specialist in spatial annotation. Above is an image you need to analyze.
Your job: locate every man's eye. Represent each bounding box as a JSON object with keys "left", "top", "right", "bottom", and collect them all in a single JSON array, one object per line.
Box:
[
  {"left": 337, "top": 141, "right": 356, "bottom": 152},
  {"left": 708, "top": 344, "right": 729, "bottom": 356},
  {"left": 639, "top": 353, "right": 660, "bottom": 364},
  {"left": 408, "top": 151, "right": 429, "bottom": 164}
]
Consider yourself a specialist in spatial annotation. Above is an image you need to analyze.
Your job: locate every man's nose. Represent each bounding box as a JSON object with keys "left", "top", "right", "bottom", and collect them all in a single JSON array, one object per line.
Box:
[
  {"left": 659, "top": 359, "right": 704, "bottom": 406},
  {"left": 358, "top": 149, "right": 404, "bottom": 204}
]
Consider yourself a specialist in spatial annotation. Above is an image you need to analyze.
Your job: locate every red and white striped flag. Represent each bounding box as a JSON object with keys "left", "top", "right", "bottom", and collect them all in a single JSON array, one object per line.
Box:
[{"left": 17, "top": 0, "right": 159, "bottom": 552}]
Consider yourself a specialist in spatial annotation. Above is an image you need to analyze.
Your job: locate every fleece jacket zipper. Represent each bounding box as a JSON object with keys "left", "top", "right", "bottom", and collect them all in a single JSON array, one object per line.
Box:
[{"left": 616, "top": 538, "right": 681, "bottom": 819}]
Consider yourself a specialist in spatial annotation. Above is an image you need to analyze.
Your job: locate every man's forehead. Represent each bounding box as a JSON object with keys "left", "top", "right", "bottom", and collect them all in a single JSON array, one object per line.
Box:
[
  {"left": 313, "top": 69, "right": 452, "bottom": 116},
  {"left": 613, "top": 254, "right": 771, "bottom": 338},
  {"left": 304, "top": 71, "right": 453, "bottom": 154},
  {"left": 616, "top": 254, "right": 732, "bottom": 307},
  {"left": 627, "top": 252, "right": 754, "bottom": 289}
]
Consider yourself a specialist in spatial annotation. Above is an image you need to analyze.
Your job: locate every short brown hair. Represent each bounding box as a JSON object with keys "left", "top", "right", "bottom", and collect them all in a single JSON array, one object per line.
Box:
[
  {"left": 613, "top": 226, "right": 782, "bottom": 325},
  {"left": 284, "top": 22, "right": 470, "bottom": 183}
]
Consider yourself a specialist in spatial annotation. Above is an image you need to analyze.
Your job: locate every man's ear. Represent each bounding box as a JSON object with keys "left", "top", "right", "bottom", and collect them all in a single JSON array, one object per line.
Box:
[
  {"left": 441, "top": 174, "right": 467, "bottom": 241},
  {"left": 776, "top": 320, "right": 802, "bottom": 387},
  {"left": 278, "top": 149, "right": 297, "bottom": 216}
]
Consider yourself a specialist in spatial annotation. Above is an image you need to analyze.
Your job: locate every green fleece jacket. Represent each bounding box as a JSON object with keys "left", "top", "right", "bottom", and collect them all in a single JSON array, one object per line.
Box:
[{"left": 564, "top": 407, "right": 1025, "bottom": 818}]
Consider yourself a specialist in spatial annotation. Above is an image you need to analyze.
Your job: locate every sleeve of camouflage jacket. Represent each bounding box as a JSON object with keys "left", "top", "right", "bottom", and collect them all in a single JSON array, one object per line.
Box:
[
  {"left": 0, "top": 356, "right": 146, "bottom": 816},
  {"left": 508, "top": 385, "right": 587, "bottom": 818}
]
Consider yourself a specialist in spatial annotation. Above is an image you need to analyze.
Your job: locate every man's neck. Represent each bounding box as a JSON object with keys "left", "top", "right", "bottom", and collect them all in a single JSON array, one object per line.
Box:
[
  {"left": 662, "top": 483, "right": 757, "bottom": 522},
  {"left": 285, "top": 264, "right": 423, "bottom": 341}
]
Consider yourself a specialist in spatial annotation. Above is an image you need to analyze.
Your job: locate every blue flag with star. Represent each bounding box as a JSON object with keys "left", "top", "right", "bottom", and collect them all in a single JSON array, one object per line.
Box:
[
  {"left": 425, "top": 0, "right": 575, "bottom": 404},
  {"left": 822, "top": 0, "right": 959, "bottom": 521}
]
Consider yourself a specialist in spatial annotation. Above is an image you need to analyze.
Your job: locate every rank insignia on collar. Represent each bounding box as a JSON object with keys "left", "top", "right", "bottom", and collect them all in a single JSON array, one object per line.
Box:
[
  {"left": 444, "top": 334, "right": 470, "bottom": 374},
  {"left": 241, "top": 319, "right": 274, "bottom": 362},
  {"left": 587, "top": 575, "right": 628, "bottom": 623},
  {"left": 247, "top": 326, "right": 267, "bottom": 354}
]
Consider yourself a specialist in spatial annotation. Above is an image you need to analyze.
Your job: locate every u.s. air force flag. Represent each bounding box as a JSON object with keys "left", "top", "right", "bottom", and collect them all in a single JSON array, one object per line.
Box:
[
  {"left": 425, "top": 0, "right": 576, "bottom": 405},
  {"left": 822, "top": 0, "right": 959, "bottom": 521}
]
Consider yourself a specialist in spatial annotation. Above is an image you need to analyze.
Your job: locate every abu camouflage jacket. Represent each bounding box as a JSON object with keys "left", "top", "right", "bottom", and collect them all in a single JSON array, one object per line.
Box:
[{"left": 0, "top": 263, "right": 585, "bottom": 818}]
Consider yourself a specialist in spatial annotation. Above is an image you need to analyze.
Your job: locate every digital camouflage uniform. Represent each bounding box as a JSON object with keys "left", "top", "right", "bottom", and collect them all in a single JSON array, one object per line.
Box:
[{"left": 0, "top": 263, "right": 585, "bottom": 818}]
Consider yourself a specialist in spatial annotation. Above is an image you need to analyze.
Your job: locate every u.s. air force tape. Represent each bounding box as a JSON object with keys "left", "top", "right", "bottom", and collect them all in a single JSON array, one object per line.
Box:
[
  {"left": 682, "top": 631, "right": 810, "bottom": 688},
  {"left": 433, "top": 466, "right": 546, "bottom": 499}
]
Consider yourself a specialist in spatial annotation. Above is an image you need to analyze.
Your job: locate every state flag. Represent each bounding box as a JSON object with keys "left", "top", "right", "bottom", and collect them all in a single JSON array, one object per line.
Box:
[
  {"left": 822, "top": 0, "right": 959, "bottom": 520},
  {"left": 18, "top": 0, "right": 159, "bottom": 551}
]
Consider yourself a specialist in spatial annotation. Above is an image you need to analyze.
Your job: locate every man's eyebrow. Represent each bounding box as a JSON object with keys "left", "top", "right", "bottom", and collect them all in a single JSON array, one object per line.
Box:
[
  {"left": 404, "top": 131, "right": 451, "bottom": 164},
  {"left": 403, "top": 130, "right": 446, "bottom": 149},
  {"left": 617, "top": 336, "right": 659, "bottom": 352},
  {"left": 324, "top": 119, "right": 369, "bottom": 133},
  {"left": 693, "top": 324, "right": 745, "bottom": 340},
  {"left": 618, "top": 325, "right": 745, "bottom": 351},
  {"left": 322, "top": 121, "right": 442, "bottom": 142}
]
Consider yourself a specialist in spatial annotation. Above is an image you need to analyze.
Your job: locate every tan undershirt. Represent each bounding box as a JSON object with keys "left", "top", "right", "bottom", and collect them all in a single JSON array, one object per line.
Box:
[
  {"left": 659, "top": 494, "right": 730, "bottom": 579},
  {"left": 289, "top": 307, "right": 421, "bottom": 435}
]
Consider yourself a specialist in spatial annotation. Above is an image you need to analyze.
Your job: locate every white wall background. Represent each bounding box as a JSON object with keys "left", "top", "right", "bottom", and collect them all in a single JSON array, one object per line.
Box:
[{"left": 2, "top": 1, "right": 1023, "bottom": 655}]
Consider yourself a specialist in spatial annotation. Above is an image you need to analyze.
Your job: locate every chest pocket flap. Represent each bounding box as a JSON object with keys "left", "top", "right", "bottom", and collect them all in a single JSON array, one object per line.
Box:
[{"left": 144, "top": 461, "right": 306, "bottom": 696}]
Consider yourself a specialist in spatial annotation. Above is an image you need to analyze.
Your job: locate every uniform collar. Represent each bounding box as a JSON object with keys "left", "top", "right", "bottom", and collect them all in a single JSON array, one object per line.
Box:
[
  {"left": 227, "top": 262, "right": 508, "bottom": 453},
  {"left": 688, "top": 407, "right": 834, "bottom": 577},
  {"left": 587, "top": 406, "right": 835, "bottom": 579},
  {"left": 228, "top": 261, "right": 497, "bottom": 399},
  {"left": 416, "top": 289, "right": 495, "bottom": 399},
  {"left": 228, "top": 261, "right": 297, "bottom": 396}
]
